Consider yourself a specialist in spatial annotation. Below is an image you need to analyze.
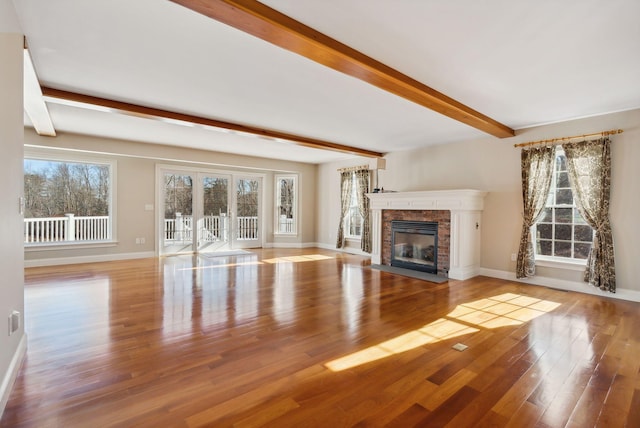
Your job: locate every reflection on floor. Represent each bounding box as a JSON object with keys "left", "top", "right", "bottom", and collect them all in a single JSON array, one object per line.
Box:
[{"left": 4, "top": 248, "right": 640, "bottom": 427}]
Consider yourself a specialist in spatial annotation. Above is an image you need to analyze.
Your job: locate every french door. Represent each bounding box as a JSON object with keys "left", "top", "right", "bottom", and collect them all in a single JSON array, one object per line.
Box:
[
  {"left": 233, "top": 177, "right": 261, "bottom": 249},
  {"left": 159, "top": 167, "right": 262, "bottom": 255}
]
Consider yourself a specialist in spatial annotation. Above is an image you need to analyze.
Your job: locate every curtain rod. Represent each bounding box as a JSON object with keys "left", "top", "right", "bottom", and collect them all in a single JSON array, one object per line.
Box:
[
  {"left": 337, "top": 164, "right": 369, "bottom": 173},
  {"left": 514, "top": 129, "right": 623, "bottom": 148}
]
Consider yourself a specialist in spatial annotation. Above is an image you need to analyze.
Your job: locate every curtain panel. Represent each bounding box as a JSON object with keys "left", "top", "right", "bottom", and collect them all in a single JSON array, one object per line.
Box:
[
  {"left": 354, "top": 169, "right": 371, "bottom": 253},
  {"left": 563, "top": 138, "right": 616, "bottom": 292},
  {"left": 516, "top": 146, "right": 555, "bottom": 278},
  {"left": 335, "top": 171, "right": 353, "bottom": 249}
]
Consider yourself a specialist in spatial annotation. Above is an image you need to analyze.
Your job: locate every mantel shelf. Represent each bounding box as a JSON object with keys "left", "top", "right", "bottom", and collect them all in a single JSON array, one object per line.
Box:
[{"left": 367, "top": 189, "right": 487, "bottom": 211}]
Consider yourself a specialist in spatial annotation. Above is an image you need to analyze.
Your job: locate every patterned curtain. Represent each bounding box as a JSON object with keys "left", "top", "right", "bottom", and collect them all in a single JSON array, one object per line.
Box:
[
  {"left": 516, "top": 146, "right": 555, "bottom": 278},
  {"left": 563, "top": 138, "right": 616, "bottom": 292},
  {"left": 354, "top": 169, "right": 371, "bottom": 253},
  {"left": 335, "top": 171, "right": 353, "bottom": 249}
]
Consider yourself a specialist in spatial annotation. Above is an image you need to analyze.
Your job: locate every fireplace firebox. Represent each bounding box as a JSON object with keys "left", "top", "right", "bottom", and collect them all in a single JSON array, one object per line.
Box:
[{"left": 391, "top": 220, "right": 438, "bottom": 274}]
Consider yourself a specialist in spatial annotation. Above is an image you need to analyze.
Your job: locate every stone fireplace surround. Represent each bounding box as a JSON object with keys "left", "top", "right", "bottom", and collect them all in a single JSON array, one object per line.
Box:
[{"left": 367, "top": 190, "right": 487, "bottom": 280}]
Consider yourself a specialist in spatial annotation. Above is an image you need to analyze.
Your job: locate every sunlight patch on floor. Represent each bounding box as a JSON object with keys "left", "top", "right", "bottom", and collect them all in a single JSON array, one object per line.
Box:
[
  {"left": 263, "top": 254, "right": 334, "bottom": 264},
  {"left": 175, "top": 254, "right": 334, "bottom": 271},
  {"left": 326, "top": 319, "right": 478, "bottom": 371},
  {"left": 178, "top": 261, "right": 264, "bottom": 271},
  {"left": 325, "top": 293, "right": 561, "bottom": 371}
]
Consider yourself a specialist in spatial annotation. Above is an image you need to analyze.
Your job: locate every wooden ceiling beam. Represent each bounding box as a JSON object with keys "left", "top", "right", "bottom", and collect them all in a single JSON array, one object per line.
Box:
[
  {"left": 170, "top": 0, "right": 515, "bottom": 139},
  {"left": 41, "top": 87, "right": 384, "bottom": 159}
]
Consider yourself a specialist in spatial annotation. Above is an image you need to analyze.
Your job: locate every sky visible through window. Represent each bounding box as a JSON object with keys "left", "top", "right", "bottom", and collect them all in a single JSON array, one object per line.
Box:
[{"left": 25, "top": 159, "right": 55, "bottom": 173}]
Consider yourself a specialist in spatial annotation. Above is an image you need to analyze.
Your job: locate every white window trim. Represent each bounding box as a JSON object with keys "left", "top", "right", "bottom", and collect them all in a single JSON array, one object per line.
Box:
[
  {"left": 535, "top": 254, "right": 587, "bottom": 271},
  {"left": 344, "top": 208, "right": 363, "bottom": 239},
  {"left": 274, "top": 174, "right": 298, "bottom": 236},
  {"left": 344, "top": 172, "right": 368, "bottom": 240},
  {"left": 24, "top": 147, "right": 118, "bottom": 245},
  {"left": 533, "top": 146, "right": 591, "bottom": 269}
]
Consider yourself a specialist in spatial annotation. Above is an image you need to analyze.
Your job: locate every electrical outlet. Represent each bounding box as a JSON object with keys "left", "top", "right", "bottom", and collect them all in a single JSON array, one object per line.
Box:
[
  {"left": 135, "top": 238, "right": 141, "bottom": 244},
  {"left": 140, "top": 237, "right": 145, "bottom": 244},
  {"left": 511, "top": 253, "right": 517, "bottom": 261},
  {"left": 8, "top": 311, "right": 20, "bottom": 336}
]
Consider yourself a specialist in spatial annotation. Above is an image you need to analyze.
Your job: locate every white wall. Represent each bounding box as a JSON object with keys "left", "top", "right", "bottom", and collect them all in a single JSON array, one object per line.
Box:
[
  {"left": 0, "top": 0, "right": 26, "bottom": 416},
  {"left": 23, "top": 130, "right": 317, "bottom": 264},
  {"left": 317, "top": 109, "right": 640, "bottom": 295}
]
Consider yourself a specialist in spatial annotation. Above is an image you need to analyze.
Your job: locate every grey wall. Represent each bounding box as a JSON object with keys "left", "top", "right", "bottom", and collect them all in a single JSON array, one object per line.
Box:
[{"left": 317, "top": 109, "right": 640, "bottom": 293}]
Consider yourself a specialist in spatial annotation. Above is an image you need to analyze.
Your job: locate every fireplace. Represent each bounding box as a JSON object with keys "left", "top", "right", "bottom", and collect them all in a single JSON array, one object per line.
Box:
[{"left": 391, "top": 221, "right": 438, "bottom": 274}]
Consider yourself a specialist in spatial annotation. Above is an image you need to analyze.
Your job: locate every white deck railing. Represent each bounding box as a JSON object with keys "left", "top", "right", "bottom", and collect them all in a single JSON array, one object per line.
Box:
[
  {"left": 237, "top": 216, "right": 258, "bottom": 240},
  {"left": 277, "top": 216, "right": 294, "bottom": 233},
  {"left": 25, "top": 214, "right": 261, "bottom": 244},
  {"left": 24, "top": 214, "right": 110, "bottom": 243}
]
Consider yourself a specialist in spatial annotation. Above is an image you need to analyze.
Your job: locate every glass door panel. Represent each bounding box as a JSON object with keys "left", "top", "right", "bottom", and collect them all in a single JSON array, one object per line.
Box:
[
  {"left": 197, "top": 175, "right": 230, "bottom": 253},
  {"left": 233, "top": 177, "right": 261, "bottom": 248},
  {"left": 162, "top": 173, "right": 194, "bottom": 254}
]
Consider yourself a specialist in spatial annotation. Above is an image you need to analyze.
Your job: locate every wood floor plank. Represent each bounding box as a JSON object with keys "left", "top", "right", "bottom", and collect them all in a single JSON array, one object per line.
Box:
[
  {"left": 504, "top": 400, "right": 544, "bottom": 428},
  {"left": 626, "top": 388, "right": 640, "bottom": 427},
  {"left": 418, "top": 385, "right": 481, "bottom": 426},
  {"left": 385, "top": 403, "right": 431, "bottom": 427},
  {"left": 2, "top": 249, "right": 640, "bottom": 427}
]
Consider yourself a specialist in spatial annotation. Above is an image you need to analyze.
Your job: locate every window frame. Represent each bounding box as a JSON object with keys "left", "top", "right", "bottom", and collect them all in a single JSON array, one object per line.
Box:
[
  {"left": 274, "top": 174, "right": 298, "bottom": 236},
  {"left": 344, "top": 172, "right": 364, "bottom": 239},
  {"left": 24, "top": 148, "right": 117, "bottom": 249},
  {"left": 533, "top": 146, "right": 592, "bottom": 267}
]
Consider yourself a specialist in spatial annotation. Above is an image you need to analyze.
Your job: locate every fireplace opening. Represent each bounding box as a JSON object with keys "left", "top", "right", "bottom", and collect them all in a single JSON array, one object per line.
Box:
[{"left": 391, "top": 220, "right": 438, "bottom": 274}]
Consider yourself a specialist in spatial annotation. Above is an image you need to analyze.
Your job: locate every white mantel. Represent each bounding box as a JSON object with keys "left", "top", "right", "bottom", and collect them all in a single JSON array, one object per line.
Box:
[{"left": 367, "top": 189, "right": 487, "bottom": 280}]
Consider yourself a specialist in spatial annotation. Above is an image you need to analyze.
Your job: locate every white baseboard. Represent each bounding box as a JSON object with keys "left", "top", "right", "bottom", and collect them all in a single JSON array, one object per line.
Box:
[
  {"left": 263, "top": 242, "right": 318, "bottom": 249},
  {"left": 263, "top": 241, "right": 371, "bottom": 257},
  {"left": 479, "top": 268, "right": 640, "bottom": 303},
  {"left": 449, "top": 265, "right": 481, "bottom": 281},
  {"left": 314, "top": 242, "right": 372, "bottom": 257},
  {"left": 24, "top": 251, "right": 156, "bottom": 268},
  {"left": 0, "top": 334, "right": 27, "bottom": 418}
]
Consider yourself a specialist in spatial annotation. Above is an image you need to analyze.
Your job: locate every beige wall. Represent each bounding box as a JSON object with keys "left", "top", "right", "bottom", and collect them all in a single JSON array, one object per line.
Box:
[
  {"left": 316, "top": 158, "right": 374, "bottom": 253},
  {"left": 24, "top": 130, "right": 317, "bottom": 263},
  {"left": 0, "top": 2, "right": 25, "bottom": 415},
  {"left": 317, "top": 109, "right": 640, "bottom": 293}
]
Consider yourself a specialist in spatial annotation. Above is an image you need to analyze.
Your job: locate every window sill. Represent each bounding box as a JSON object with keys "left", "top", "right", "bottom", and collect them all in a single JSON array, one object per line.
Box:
[
  {"left": 274, "top": 232, "right": 298, "bottom": 237},
  {"left": 535, "top": 256, "right": 586, "bottom": 271},
  {"left": 25, "top": 241, "right": 118, "bottom": 252}
]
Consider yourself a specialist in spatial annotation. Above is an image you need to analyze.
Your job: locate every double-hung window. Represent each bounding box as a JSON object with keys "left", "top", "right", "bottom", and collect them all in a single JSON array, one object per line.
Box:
[
  {"left": 345, "top": 173, "right": 363, "bottom": 239},
  {"left": 24, "top": 153, "right": 115, "bottom": 245},
  {"left": 275, "top": 174, "right": 297, "bottom": 235},
  {"left": 534, "top": 147, "right": 593, "bottom": 262}
]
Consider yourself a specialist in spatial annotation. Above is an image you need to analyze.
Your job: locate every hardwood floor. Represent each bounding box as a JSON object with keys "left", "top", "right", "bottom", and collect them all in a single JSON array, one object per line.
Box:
[{"left": 3, "top": 248, "right": 640, "bottom": 427}]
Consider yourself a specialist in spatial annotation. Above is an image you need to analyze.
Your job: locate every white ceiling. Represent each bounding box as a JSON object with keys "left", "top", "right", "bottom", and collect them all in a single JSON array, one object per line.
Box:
[{"left": 14, "top": 0, "right": 640, "bottom": 164}]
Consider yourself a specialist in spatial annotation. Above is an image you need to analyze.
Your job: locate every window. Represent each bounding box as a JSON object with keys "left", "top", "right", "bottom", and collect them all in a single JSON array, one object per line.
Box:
[
  {"left": 345, "top": 173, "right": 363, "bottom": 238},
  {"left": 534, "top": 147, "right": 593, "bottom": 261},
  {"left": 275, "top": 175, "right": 297, "bottom": 235},
  {"left": 24, "top": 154, "right": 115, "bottom": 245}
]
